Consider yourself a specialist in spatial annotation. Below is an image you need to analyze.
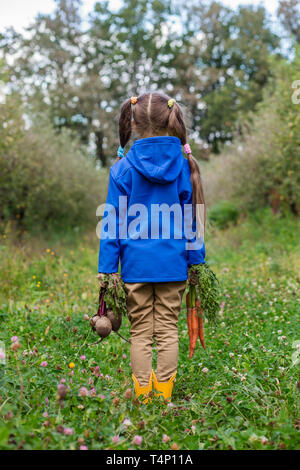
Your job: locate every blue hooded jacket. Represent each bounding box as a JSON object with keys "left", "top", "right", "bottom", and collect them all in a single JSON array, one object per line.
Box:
[{"left": 98, "top": 136, "right": 205, "bottom": 282}]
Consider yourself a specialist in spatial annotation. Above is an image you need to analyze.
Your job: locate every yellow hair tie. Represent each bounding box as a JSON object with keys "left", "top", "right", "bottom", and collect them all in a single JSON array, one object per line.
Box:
[
  {"left": 168, "top": 98, "right": 176, "bottom": 108},
  {"left": 131, "top": 96, "right": 138, "bottom": 105}
]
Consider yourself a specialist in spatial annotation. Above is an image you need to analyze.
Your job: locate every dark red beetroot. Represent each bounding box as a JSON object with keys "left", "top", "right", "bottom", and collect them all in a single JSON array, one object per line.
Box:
[
  {"left": 89, "top": 287, "right": 128, "bottom": 343},
  {"left": 89, "top": 315, "right": 99, "bottom": 331},
  {"left": 106, "top": 309, "right": 122, "bottom": 332},
  {"left": 94, "top": 316, "right": 112, "bottom": 338}
]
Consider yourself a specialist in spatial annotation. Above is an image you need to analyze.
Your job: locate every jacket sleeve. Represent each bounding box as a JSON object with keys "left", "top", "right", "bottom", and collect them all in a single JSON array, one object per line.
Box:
[
  {"left": 98, "top": 171, "right": 123, "bottom": 273},
  {"left": 180, "top": 189, "right": 206, "bottom": 267}
]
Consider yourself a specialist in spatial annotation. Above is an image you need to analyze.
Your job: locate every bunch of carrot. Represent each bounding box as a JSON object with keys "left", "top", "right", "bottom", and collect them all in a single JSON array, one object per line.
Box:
[
  {"left": 186, "top": 264, "right": 220, "bottom": 359},
  {"left": 186, "top": 292, "right": 205, "bottom": 359}
]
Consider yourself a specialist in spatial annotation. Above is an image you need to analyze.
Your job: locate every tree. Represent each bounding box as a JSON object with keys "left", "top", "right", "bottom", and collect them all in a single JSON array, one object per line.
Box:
[
  {"left": 88, "top": 0, "right": 178, "bottom": 156},
  {"left": 170, "top": 2, "right": 279, "bottom": 153},
  {"left": 1, "top": 1, "right": 88, "bottom": 130},
  {"left": 278, "top": 0, "right": 300, "bottom": 43},
  {"left": 0, "top": 0, "right": 110, "bottom": 163},
  {"left": 1, "top": 0, "right": 176, "bottom": 166},
  {"left": 0, "top": 0, "right": 282, "bottom": 160}
]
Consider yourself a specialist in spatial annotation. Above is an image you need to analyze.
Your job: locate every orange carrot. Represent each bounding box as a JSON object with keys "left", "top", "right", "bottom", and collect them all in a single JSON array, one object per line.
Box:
[
  {"left": 196, "top": 299, "right": 206, "bottom": 350},
  {"left": 186, "top": 293, "right": 193, "bottom": 358},
  {"left": 190, "top": 307, "right": 198, "bottom": 359},
  {"left": 189, "top": 305, "right": 198, "bottom": 359}
]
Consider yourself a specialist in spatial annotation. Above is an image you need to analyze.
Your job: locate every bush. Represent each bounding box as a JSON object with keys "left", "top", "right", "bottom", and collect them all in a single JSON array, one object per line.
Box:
[
  {"left": 203, "top": 48, "right": 300, "bottom": 215},
  {"left": 209, "top": 201, "right": 239, "bottom": 229},
  {"left": 0, "top": 95, "right": 108, "bottom": 233}
]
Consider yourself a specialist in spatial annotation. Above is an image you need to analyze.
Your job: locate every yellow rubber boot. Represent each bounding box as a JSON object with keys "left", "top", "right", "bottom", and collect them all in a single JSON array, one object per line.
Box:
[
  {"left": 132, "top": 371, "right": 153, "bottom": 404},
  {"left": 152, "top": 371, "right": 177, "bottom": 402}
]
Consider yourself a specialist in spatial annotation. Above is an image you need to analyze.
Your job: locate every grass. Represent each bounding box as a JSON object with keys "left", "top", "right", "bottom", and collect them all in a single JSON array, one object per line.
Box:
[{"left": 0, "top": 209, "right": 299, "bottom": 450}]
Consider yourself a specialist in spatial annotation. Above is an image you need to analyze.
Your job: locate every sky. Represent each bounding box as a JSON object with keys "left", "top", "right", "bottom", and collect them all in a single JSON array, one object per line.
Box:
[{"left": 0, "top": 0, "right": 279, "bottom": 31}]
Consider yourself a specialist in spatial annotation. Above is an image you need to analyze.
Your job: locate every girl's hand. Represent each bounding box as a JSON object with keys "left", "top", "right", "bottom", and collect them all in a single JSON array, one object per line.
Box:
[
  {"left": 97, "top": 273, "right": 118, "bottom": 286},
  {"left": 188, "top": 265, "right": 200, "bottom": 285}
]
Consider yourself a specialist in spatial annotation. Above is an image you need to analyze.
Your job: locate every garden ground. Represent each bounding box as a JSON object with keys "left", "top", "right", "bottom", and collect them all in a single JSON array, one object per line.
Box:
[{"left": 0, "top": 209, "right": 299, "bottom": 450}]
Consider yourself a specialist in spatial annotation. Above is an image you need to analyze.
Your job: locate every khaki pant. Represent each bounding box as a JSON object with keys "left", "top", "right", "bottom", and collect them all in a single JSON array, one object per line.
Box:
[{"left": 125, "top": 281, "right": 186, "bottom": 386}]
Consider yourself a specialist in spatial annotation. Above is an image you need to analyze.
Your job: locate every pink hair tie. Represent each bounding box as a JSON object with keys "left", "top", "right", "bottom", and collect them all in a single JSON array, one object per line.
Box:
[{"left": 184, "top": 143, "right": 192, "bottom": 155}]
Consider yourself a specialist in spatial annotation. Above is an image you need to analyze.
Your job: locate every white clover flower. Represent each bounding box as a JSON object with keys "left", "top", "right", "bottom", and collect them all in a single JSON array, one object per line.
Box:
[
  {"left": 123, "top": 418, "right": 132, "bottom": 427},
  {"left": 292, "top": 341, "right": 300, "bottom": 351},
  {"left": 0, "top": 347, "right": 5, "bottom": 363},
  {"left": 249, "top": 433, "right": 259, "bottom": 444}
]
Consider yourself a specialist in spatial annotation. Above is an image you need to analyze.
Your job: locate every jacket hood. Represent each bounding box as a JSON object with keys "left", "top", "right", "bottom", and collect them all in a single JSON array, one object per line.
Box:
[{"left": 126, "top": 136, "right": 184, "bottom": 184}]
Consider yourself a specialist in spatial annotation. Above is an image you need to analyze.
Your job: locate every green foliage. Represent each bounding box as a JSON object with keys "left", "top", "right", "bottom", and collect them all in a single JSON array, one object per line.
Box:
[
  {"left": 278, "top": 0, "right": 300, "bottom": 44},
  {"left": 209, "top": 201, "right": 239, "bottom": 229},
  {"left": 0, "top": 210, "right": 299, "bottom": 450},
  {"left": 188, "top": 264, "right": 220, "bottom": 324},
  {"left": 1, "top": 0, "right": 176, "bottom": 166},
  {"left": 273, "top": 49, "right": 300, "bottom": 213},
  {"left": 204, "top": 49, "right": 300, "bottom": 214},
  {"left": 99, "top": 274, "right": 128, "bottom": 318},
  {"left": 0, "top": 0, "right": 280, "bottom": 161},
  {"left": 0, "top": 95, "right": 108, "bottom": 232},
  {"left": 173, "top": 2, "right": 279, "bottom": 152}
]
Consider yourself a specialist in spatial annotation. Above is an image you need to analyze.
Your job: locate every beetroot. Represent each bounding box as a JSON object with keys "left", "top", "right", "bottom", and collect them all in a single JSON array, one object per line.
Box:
[
  {"left": 106, "top": 309, "right": 122, "bottom": 332},
  {"left": 94, "top": 316, "right": 112, "bottom": 338},
  {"left": 89, "top": 315, "right": 99, "bottom": 331},
  {"left": 89, "top": 274, "right": 128, "bottom": 344}
]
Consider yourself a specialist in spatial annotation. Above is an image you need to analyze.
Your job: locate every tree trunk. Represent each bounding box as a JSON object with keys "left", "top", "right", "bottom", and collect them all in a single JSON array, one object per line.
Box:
[
  {"left": 95, "top": 131, "right": 106, "bottom": 167},
  {"left": 270, "top": 188, "right": 281, "bottom": 215}
]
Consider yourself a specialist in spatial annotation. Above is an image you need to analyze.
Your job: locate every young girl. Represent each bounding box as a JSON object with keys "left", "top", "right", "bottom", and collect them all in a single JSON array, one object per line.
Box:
[{"left": 98, "top": 92, "right": 205, "bottom": 402}]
